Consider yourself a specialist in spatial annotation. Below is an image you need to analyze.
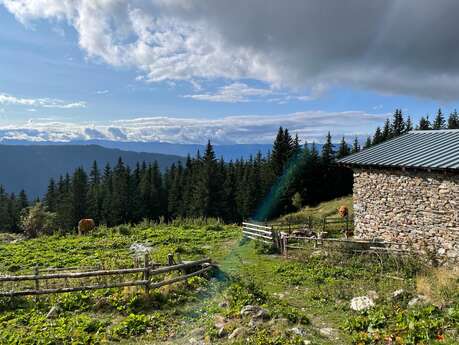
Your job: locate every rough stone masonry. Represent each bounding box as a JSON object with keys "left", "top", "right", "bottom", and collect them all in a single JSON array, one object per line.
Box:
[{"left": 353, "top": 168, "right": 459, "bottom": 262}]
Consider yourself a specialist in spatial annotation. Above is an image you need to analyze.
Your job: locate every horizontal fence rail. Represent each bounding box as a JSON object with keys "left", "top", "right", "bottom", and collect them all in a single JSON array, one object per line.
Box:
[
  {"left": 0, "top": 256, "right": 214, "bottom": 297},
  {"left": 242, "top": 222, "right": 274, "bottom": 245},
  {"left": 242, "top": 219, "right": 419, "bottom": 258}
]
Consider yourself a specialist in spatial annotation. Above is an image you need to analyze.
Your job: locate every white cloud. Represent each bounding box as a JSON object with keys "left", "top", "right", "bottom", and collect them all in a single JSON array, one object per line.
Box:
[
  {"left": 95, "top": 90, "right": 109, "bottom": 95},
  {"left": 0, "top": 110, "right": 387, "bottom": 144},
  {"left": 5, "top": 1, "right": 459, "bottom": 100},
  {"left": 184, "top": 82, "right": 323, "bottom": 103},
  {"left": 0, "top": 92, "right": 86, "bottom": 109},
  {"left": 184, "top": 83, "right": 274, "bottom": 103}
]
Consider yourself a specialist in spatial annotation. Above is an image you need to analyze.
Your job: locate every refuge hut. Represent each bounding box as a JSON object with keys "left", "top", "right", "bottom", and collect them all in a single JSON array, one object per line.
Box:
[{"left": 338, "top": 130, "right": 459, "bottom": 261}]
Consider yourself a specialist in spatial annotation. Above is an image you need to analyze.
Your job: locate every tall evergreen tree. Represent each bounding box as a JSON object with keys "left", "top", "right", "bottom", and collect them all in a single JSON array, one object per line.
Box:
[
  {"left": 391, "top": 109, "right": 406, "bottom": 137},
  {"left": 336, "top": 136, "right": 350, "bottom": 159},
  {"left": 71, "top": 167, "right": 88, "bottom": 226},
  {"left": 351, "top": 137, "right": 360, "bottom": 154},
  {"left": 417, "top": 116, "right": 431, "bottom": 130},
  {"left": 432, "top": 108, "right": 446, "bottom": 130},
  {"left": 364, "top": 136, "right": 372, "bottom": 148},
  {"left": 447, "top": 110, "right": 459, "bottom": 129},
  {"left": 44, "top": 178, "right": 57, "bottom": 212},
  {"left": 382, "top": 118, "right": 392, "bottom": 140},
  {"left": 372, "top": 127, "right": 383, "bottom": 145},
  {"left": 321, "top": 132, "right": 335, "bottom": 165}
]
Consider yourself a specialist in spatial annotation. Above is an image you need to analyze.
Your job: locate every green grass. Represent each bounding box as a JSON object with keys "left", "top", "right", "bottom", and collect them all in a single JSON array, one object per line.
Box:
[
  {"left": 278, "top": 195, "right": 353, "bottom": 224},
  {"left": 0, "top": 216, "right": 457, "bottom": 344}
]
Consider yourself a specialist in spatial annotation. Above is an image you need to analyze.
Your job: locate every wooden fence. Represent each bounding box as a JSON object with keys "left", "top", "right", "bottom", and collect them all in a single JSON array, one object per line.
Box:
[
  {"left": 0, "top": 255, "right": 214, "bottom": 297},
  {"left": 270, "top": 214, "right": 353, "bottom": 235},
  {"left": 242, "top": 221, "right": 414, "bottom": 257}
]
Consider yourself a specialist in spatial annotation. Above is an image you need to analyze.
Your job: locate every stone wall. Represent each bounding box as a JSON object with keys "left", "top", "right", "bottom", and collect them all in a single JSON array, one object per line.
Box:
[{"left": 353, "top": 168, "right": 459, "bottom": 262}]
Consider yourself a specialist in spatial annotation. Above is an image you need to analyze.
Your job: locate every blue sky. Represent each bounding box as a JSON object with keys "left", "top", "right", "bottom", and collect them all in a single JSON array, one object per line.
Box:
[{"left": 1, "top": 1, "right": 458, "bottom": 144}]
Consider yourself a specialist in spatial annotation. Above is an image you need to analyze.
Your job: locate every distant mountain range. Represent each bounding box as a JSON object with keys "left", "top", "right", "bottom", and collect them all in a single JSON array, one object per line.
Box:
[
  {"left": 0, "top": 139, "right": 273, "bottom": 161},
  {"left": 0, "top": 145, "right": 184, "bottom": 198}
]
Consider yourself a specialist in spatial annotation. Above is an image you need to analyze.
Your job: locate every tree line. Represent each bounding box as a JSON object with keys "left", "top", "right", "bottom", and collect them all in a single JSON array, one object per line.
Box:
[{"left": 0, "top": 108, "right": 458, "bottom": 234}]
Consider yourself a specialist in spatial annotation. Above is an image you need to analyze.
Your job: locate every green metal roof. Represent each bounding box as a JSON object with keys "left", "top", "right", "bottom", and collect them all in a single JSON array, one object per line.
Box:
[{"left": 338, "top": 130, "right": 459, "bottom": 171}]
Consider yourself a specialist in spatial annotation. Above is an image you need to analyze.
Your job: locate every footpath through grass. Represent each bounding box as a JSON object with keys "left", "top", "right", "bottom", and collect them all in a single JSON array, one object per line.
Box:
[{"left": 0, "top": 220, "right": 458, "bottom": 344}]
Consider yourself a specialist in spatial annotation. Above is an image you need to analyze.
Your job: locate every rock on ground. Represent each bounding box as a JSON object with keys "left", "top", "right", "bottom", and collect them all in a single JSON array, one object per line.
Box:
[
  {"left": 240, "top": 305, "right": 269, "bottom": 320},
  {"left": 350, "top": 296, "right": 375, "bottom": 311}
]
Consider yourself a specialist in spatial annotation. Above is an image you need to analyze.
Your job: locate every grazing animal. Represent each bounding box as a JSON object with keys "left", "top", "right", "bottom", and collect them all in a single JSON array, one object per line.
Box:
[
  {"left": 78, "top": 219, "right": 96, "bottom": 235},
  {"left": 338, "top": 205, "right": 349, "bottom": 218}
]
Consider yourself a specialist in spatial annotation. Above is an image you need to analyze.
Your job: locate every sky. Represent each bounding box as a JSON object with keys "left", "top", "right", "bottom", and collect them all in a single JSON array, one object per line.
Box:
[{"left": 0, "top": 0, "right": 458, "bottom": 144}]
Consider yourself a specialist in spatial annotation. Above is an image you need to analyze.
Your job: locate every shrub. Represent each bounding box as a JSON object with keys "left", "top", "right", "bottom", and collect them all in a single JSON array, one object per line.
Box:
[
  {"left": 20, "top": 202, "right": 57, "bottom": 237},
  {"left": 111, "top": 313, "right": 150, "bottom": 338}
]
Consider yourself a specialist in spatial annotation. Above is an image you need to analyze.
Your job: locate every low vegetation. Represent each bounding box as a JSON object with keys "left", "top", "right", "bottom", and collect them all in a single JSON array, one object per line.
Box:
[
  {"left": 278, "top": 195, "right": 353, "bottom": 224},
  {"left": 0, "top": 201, "right": 457, "bottom": 344}
]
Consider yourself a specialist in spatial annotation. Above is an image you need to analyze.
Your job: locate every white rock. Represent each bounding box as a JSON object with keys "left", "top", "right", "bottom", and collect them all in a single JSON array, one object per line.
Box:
[
  {"left": 240, "top": 305, "right": 268, "bottom": 319},
  {"left": 289, "top": 327, "right": 307, "bottom": 336},
  {"left": 350, "top": 296, "right": 375, "bottom": 311}
]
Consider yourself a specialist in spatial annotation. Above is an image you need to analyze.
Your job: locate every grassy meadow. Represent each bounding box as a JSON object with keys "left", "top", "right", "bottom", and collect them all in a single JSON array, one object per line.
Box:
[{"left": 0, "top": 206, "right": 458, "bottom": 344}]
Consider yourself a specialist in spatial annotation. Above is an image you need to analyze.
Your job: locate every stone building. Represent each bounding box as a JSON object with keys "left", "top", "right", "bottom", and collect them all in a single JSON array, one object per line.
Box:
[{"left": 338, "top": 130, "right": 459, "bottom": 262}]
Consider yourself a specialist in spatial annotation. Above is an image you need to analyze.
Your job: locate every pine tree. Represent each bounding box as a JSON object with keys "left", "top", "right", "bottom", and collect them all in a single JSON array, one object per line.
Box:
[
  {"left": 87, "top": 161, "right": 102, "bottom": 222},
  {"left": 192, "top": 141, "right": 222, "bottom": 218},
  {"left": 417, "top": 116, "right": 431, "bottom": 130},
  {"left": 44, "top": 178, "right": 57, "bottom": 212},
  {"left": 372, "top": 127, "right": 383, "bottom": 145},
  {"left": 382, "top": 118, "right": 392, "bottom": 140},
  {"left": 0, "top": 185, "right": 13, "bottom": 232},
  {"left": 336, "top": 136, "right": 350, "bottom": 159},
  {"left": 364, "top": 137, "right": 372, "bottom": 148},
  {"left": 71, "top": 167, "right": 88, "bottom": 226},
  {"left": 321, "top": 132, "right": 335, "bottom": 165},
  {"left": 432, "top": 108, "right": 446, "bottom": 130},
  {"left": 101, "top": 163, "right": 113, "bottom": 225},
  {"left": 391, "top": 109, "right": 406, "bottom": 137},
  {"left": 111, "top": 158, "right": 130, "bottom": 224},
  {"left": 447, "top": 110, "right": 459, "bottom": 129},
  {"left": 18, "top": 190, "right": 28, "bottom": 210},
  {"left": 351, "top": 137, "right": 360, "bottom": 153},
  {"left": 55, "top": 175, "right": 73, "bottom": 231},
  {"left": 271, "top": 127, "right": 287, "bottom": 176}
]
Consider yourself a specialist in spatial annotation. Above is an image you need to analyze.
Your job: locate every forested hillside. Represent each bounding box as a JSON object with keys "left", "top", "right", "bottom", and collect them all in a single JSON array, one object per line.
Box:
[
  {"left": 0, "top": 108, "right": 458, "bottom": 233},
  {"left": 0, "top": 145, "right": 184, "bottom": 197}
]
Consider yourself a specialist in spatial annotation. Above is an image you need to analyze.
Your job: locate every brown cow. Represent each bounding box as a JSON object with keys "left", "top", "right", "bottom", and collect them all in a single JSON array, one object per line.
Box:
[
  {"left": 78, "top": 219, "right": 96, "bottom": 235},
  {"left": 338, "top": 205, "right": 349, "bottom": 218}
]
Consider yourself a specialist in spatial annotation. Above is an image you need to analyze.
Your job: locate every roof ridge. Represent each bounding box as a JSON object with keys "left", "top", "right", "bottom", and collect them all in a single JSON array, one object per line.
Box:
[{"left": 410, "top": 129, "right": 459, "bottom": 133}]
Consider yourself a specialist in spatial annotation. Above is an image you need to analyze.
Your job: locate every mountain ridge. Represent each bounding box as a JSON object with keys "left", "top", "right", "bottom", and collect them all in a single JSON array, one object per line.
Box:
[
  {"left": 0, "top": 144, "right": 184, "bottom": 198},
  {"left": 0, "top": 139, "right": 273, "bottom": 161}
]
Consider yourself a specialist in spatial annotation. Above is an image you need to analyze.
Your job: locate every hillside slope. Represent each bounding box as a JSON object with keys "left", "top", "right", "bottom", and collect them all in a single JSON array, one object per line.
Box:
[
  {"left": 0, "top": 139, "right": 274, "bottom": 161},
  {"left": 0, "top": 145, "right": 184, "bottom": 197},
  {"left": 278, "top": 195, "right": 353, "bottom": 223}
]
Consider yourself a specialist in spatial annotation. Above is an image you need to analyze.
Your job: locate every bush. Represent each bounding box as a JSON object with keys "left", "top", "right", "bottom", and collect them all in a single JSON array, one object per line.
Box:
[
  {"left": 20, "top": 202, "right": 57, "bottom": 237},
  {"left": 111, "top": 313, "right": 150, "bottom": 338}
]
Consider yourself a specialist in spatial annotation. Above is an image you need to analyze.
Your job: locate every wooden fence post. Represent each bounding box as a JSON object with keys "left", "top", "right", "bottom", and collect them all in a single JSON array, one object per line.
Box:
[
  {"left": 143, "top": 254, "right": 150, "bottom": 296},
  {"left": 167, "top": 253, "right": 175, "bottom": 266},
  {"left": 282, "top": 233, "right": 288, "bottom": 258},
  {"left": 34, "top": 265, "right": 40, "bottom": 301}
]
